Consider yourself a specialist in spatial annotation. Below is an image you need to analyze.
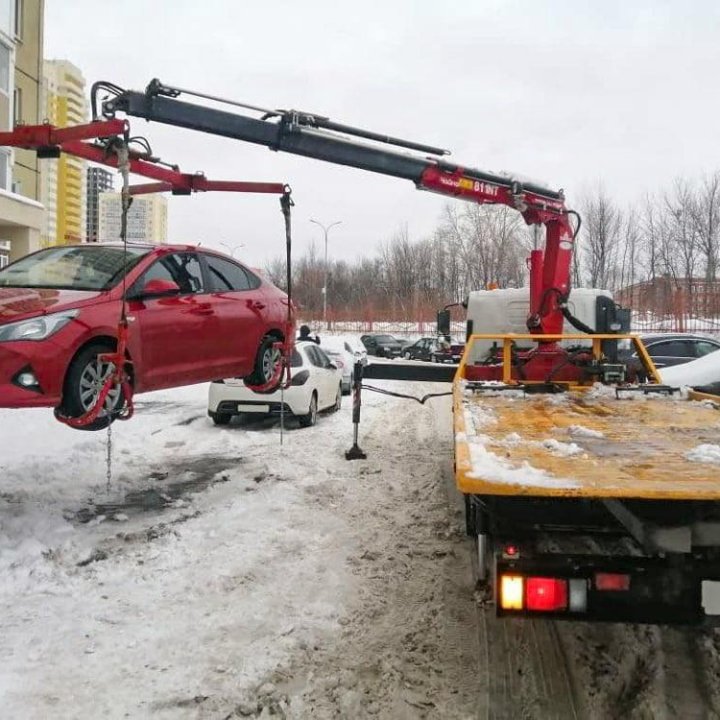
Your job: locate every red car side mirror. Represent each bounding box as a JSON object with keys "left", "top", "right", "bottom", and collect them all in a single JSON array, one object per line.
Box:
[{"left": 142, "top": 278, "right": 181, "bottom": 297}]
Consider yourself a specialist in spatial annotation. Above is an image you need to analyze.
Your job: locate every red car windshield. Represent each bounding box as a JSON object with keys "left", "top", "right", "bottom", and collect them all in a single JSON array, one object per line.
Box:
[{"left": 0, "top": 246, "right": 151, "bottom": 291}]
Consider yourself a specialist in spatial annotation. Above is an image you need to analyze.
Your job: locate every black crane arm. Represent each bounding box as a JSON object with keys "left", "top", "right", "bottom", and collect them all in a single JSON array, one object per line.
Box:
[{"left": 98, "top": 79, "right": 574, "bottom": 334}]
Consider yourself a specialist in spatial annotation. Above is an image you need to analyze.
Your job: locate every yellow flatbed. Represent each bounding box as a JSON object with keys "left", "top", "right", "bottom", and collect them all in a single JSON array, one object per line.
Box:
[
  {"left": 453, "top": 333, "right": 720, "bottom": 502},
  {"left": 455, "top": 387, "right": 720, "bottom": 500}
]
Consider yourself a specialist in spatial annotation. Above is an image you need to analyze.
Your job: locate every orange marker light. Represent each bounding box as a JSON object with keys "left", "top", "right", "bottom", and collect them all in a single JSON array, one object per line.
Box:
[{"left": 500, "top": 575, "right": 524, "bottom": 610}]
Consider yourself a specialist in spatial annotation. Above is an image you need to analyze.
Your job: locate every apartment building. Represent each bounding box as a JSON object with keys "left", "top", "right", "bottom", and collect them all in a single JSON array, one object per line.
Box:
[
  {"left": 0, "top": 0, "right": 44, "bottom": 265},
  {"left": 86, "top": 165, "right": 113, "bottom": 242},
  {"left": 98, "top": 192, "right": 168, "bottom": 244},
  {"left": 41, "top": 58, "right": 87, "bottom": 246}
]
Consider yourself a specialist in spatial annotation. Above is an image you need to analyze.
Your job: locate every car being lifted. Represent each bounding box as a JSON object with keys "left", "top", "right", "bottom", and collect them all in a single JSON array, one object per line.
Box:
[{"left": 0, "top": 243, "right": 294, "bottom": 430}]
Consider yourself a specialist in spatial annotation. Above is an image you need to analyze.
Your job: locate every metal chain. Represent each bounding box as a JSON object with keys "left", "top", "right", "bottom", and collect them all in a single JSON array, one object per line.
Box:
[
  {"left": 104, "top": 138, "right": 131, "bottom": 490},
  {"left": 106, "top": 420, "right": 112, "bottom": 492}
]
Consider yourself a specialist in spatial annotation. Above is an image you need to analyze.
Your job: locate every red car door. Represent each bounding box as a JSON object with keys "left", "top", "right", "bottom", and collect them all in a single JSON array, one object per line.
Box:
[
  {"left": 127, "top": 251, "right": 223, "bottom": 390},
  {"left": 202, "top": 253, "right": 270, "bottom": 379}
]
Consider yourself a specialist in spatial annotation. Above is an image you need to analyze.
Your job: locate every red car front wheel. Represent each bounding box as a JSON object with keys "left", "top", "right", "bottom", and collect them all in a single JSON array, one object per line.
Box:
[{"left": 60, "top": 343, "right": 127, "bottom": 431}]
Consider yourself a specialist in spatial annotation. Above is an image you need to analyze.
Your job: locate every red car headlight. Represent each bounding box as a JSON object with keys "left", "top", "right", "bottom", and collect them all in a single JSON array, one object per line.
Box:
[{"left": 0, "top": 309, "right": 79, "bottom": 342}]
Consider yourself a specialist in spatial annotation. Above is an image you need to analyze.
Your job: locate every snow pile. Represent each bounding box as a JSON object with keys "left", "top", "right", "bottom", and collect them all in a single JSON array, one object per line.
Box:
[
  {"left": 568, "top": 424, "right": 605, "bottom": 439},
  {"left": 541, "top": 439, "right": 583, "bottom": 457},
  {"left": 660, "top": 349, "right": 720, "bottom": 388},
  {"left": 499, "top": 433, "right": 582, "bottom": 457},
  {"left": 463, "top": 404, "right": 578, "bottom": 489},
  {"left": 466, "top": 440, "right": 579, "bottom": 489},
  {"left": 686, "top": 444, "right": 720, "bottom": 464}
]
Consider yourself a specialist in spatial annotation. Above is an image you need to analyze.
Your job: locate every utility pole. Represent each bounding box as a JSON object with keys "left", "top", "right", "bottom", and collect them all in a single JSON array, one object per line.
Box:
[{"left": 310, "top": 218, "right": 342, "bottom": 328}]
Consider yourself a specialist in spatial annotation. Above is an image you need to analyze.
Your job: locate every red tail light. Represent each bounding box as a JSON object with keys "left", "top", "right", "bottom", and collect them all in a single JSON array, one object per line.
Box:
[
  {"left": 526, "top": 577, "right": 568, "bottom": 611},
  {"left": 595, "top": 573, "right": 630, "bottom": 591},
  {"left": 290, "top": 370, "right": 310, "bottom": 386}
]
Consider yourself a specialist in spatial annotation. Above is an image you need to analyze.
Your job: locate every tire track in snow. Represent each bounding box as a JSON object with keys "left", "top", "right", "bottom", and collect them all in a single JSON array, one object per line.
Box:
[{"left": 660, "top": 627, "right": 714, "bottom": 719}]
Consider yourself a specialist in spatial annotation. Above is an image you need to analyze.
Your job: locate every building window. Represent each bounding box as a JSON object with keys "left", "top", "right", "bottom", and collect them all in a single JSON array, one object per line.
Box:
[
  {"left": 0, "top": 42, "right": 8, "bottom": 94},
  {"left": 14, "top": 0, "right": 22, "bottom": 38},
  {"left": 0, "top": 150, "right": 8, "bottom": 190},
  {"left": 0, "top": 254, "right": 8, "bottom": 268},
  {"left": 13, "top": 85, "right": 20, "bottom": 124}
]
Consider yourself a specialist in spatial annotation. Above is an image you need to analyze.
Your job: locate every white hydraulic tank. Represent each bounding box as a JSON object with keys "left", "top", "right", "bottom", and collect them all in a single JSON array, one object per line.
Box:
[{"left": 464, "top": 287, "right": 613, "bottom": 362}]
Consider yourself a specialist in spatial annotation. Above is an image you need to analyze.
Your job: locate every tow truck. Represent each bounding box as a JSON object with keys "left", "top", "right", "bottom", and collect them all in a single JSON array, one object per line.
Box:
[{"left": 8, "top": 78, "right": 720, "bottom": 623}]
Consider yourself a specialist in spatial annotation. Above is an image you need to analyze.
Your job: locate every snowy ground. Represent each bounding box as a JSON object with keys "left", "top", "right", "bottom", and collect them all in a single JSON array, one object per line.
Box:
[
  {"left": 0, "top": 377, "right": 478, "bottom": 719},
  {"left": 3, "top": 375, "right": 720, "bottom": 718}
]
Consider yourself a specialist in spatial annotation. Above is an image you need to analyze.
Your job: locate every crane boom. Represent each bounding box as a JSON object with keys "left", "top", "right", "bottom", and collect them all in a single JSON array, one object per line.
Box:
[{"left": 100, "top": 79, "right": 576, "bottom": 335}]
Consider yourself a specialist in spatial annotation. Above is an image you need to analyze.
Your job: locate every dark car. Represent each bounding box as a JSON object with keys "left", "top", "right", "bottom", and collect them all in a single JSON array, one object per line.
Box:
[
  {"left": 360, "top": 333, "right": 403, "bottom": 358},
  {"left": 401, "top": 336, "right": 440, "bottom": 361},
  {"left": 621, "top": 333, "right": 720, "bottom": 380},
  {"left": 0, "top": 243, "right": 295, "bottom": 430}
]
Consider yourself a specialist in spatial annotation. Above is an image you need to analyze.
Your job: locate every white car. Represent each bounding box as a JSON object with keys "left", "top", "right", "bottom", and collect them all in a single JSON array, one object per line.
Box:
[
  {"left": 208, "top": 341, "right": 343, "bottom": 427},
  {"left": 326, "top": 335, "right": 368, "bottom": 367},
  {"left": 319, "top": 337, "right": 358, "bottom": 393},
  {"left": 323, "top": 348, "right": 352, "bottom": 394}
]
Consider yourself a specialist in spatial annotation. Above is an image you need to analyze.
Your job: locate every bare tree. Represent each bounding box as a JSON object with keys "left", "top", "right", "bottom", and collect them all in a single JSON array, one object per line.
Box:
[
  {"left": 691, "top": 172, "right": 720, "bottom": 282},
  {"left": 579, "top": 187, "right": 623, "bottom": 289}
]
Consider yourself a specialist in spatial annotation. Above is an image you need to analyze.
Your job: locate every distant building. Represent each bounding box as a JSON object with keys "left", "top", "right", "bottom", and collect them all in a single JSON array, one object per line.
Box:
[
  {"left": 98, "top": 192, "right": 168, "bottom": 244},
  {"left": 617, "top": 276, "right": 720, "bottom": 319},
  {"left": 86, "top": 167, "right": 114, "bottom": 242},
  {"left": 0, "top": 0, "right": 44, "bottom": 265},
  {"left": 41, "top": 59, "right": 88, "bottom": 246}
]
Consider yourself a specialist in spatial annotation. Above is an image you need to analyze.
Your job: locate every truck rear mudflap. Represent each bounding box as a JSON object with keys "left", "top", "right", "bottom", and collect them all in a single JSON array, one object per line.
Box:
[{"left": 494, "top": 552, "right": 720, "bottom": 624}]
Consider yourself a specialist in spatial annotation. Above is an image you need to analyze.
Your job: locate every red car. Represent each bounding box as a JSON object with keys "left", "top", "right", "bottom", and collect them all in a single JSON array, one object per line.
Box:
[{"left": 0, "top": 243, "right": 294, "bottom": 430}]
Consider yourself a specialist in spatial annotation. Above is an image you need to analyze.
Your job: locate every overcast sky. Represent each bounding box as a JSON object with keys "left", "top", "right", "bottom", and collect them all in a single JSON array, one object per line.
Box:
[{"left": 46, "top": 1, "right": 720, "bottom": 267}]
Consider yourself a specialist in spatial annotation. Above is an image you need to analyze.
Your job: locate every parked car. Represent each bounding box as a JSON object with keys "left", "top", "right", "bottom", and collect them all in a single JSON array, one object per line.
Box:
[
  {"left": 319, "top": 337, "right": 355, "bottom": 393},
  {"left": 0, "top": 243, "right": 294, "bottom": 430},
  {"left": 208, "top": 341, "right": 343, "bottom": 426},
  {"left": 431, "top": 337, "right": 466, "bottom": 364},
  {"left": 621, "top": 333, "right": 720, "bottom": 380},
  {"left": 326, "top": 334, "right": 368, "bottom": 367},
  {"left": 360, "top": 333, "right": 403, "bottom": 358},
  {"left": 401, "top": 336, "right": 440, "bottom": 361}
]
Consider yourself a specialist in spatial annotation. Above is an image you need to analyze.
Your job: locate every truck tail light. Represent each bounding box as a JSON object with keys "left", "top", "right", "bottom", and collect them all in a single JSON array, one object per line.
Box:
[
  {"left": 500, "top": 575, "right": 524, "bottom": 610},
  {"left": 290, "top": 370, "right": 310, "bottom": 386},
  {"left": 526, "top": 577, "right": 568, "bottom": 612},
  {"left": 595, "top": 573, "right": 630, "bottom": 591}
]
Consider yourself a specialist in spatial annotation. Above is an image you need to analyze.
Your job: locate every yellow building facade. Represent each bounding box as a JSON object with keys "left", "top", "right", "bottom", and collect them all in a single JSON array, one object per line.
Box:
[{"left": 41, "top": 59, "right": 87, "bottom": 245}]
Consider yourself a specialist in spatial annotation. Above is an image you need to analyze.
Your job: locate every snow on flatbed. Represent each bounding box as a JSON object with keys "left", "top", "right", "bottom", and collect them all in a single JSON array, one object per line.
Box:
[{"left": 455, "top": 386, "right": 720, "bottom": 499}]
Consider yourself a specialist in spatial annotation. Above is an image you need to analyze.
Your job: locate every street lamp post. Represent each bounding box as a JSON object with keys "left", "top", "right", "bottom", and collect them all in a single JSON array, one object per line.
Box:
[{"left": 310, "top": 218, "right": 342, "bottom": 328}]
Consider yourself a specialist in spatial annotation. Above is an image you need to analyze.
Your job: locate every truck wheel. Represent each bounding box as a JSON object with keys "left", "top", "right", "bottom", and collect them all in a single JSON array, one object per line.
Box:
[{"left": 298, "top": 392, "right": 318, "bottom": 427}]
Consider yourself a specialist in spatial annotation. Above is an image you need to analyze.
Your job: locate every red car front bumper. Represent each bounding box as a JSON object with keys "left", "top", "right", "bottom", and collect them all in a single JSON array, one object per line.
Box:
[{"left": 0, "top": 336, "right": 70, "bottom": 408}]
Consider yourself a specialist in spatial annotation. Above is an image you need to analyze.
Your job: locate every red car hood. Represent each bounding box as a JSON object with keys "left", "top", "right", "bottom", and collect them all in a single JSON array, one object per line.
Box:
[{"left": 0, "top": 287, "right": 108, "bottom": 323}]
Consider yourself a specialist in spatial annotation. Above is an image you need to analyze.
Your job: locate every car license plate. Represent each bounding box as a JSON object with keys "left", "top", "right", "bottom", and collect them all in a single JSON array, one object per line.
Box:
[
  {"left": 702, "top": 581, "right": 720, "bottom": 614},
  {"left": 238, "top": 404, "right": 269, "bottom": 413}
]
